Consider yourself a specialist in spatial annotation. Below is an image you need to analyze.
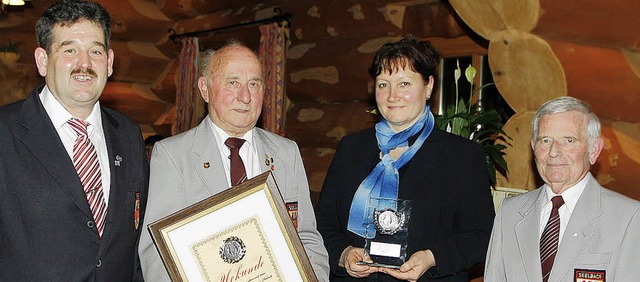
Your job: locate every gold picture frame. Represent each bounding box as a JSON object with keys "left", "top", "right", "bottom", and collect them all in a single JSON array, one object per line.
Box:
[
  {"left": 491, "top": 186, "right": 528, "bottom": 212},
  {"left": 148, "top": 171, "right": 318, "bottom": 282}
]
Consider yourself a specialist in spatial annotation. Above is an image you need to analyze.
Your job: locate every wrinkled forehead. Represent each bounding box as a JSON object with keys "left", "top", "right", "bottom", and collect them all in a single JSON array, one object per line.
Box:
[
  {"left": 538, "top": 111, "right": 588, "bottom": 136},
  {"left": 213, "top": 46, "right": 261, "bottom": 75}
]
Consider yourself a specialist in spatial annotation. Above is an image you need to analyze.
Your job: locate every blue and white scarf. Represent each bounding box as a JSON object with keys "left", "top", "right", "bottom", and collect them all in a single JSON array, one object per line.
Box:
[{"left": 347, "top": 106, "right": 435, "bottom": 238}]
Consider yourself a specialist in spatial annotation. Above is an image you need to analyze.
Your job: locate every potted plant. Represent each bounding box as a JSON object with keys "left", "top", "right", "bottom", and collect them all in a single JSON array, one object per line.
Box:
[
  {"left": 435, "top": 60, "right": 511, "bottom": 186},
  {"left": 0, "top": 39, "right": 21, "bottom": 67}
]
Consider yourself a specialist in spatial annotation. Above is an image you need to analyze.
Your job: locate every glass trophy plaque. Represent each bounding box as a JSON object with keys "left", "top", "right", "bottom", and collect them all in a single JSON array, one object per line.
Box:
[{"left": 360, "top": 197, "right": 412, "bottom": 269}]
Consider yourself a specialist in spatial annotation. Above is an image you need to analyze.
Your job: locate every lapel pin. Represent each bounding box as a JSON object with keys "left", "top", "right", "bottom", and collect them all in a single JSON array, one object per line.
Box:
[
  {"left": 204, "top": 162, "right": 210, "bottom": 169},
  {"left": 264, "top": 154, "right": 275, "bottom": 171},
  {"left": 264, "top": 154, "right": 274, "bottom": 165},
  {"left": 115, "top": 155, "right": 122, "bottom": 166}
]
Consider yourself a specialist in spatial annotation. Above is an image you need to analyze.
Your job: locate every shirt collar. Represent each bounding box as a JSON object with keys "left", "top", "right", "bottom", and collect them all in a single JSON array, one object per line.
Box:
[
  {"left": 544, "top": 172, "right": 590, "bottom": 213},
  {"left": 40, "top": 85, "right": 104, "bottom": 137},
  {"left": 206, "top": 116, "right": 254, "bottom": 150}
]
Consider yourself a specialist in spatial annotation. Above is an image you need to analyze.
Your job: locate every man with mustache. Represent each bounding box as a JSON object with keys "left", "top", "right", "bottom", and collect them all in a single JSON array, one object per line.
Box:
[{"left": 0, "top": 1, "right": 148, "bottom": 280}]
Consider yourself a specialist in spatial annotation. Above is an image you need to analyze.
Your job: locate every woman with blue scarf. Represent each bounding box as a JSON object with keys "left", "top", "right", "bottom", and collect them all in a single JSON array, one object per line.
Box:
[{"left": 315, "top": 36, "right": 495, "bottom": 281}]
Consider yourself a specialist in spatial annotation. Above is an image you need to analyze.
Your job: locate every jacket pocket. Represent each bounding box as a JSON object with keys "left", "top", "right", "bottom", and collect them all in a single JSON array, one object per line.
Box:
[
  {"left": 575, "top": 252, "right": 612, "bottom": 266},
  {"left": 124, "top": 181, "right": 143, "bottom": 234}
]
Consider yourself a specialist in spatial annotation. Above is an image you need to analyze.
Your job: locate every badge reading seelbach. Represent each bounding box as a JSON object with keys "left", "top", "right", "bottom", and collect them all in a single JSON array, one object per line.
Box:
[
  {"left": 219, "top": 236, "right": 246, "bottom": 264},
  {"left": 374, "top": 208, "right": 405, "bottom": 235},
  {"left": 574, "top": 269, "right": 605, "bottom": 282}
]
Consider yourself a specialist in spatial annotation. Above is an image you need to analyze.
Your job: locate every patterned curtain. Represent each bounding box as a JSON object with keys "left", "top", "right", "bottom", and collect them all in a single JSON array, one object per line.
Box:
[
  {"left": 172, "top": 37, "right": 199, "bottom": 135},
  {"left": 259, "top": 23, "right": 288, "bottom": 136}
]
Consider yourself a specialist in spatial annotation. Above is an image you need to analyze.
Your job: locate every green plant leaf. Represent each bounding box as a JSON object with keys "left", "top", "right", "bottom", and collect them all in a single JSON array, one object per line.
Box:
[
  {"left": 434, "top": 106, "right": 512, "bottom": 185},
  {"left": 434, "top": 62, "right": 511, "bottom": 185},
  {"left": 485, "top": 155, "right": 497, "bottom": 186}
]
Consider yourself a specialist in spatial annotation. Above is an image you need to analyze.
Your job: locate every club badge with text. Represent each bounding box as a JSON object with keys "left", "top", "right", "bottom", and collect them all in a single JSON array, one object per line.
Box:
[{"left": 574, "top": 269, "right": 605, "bottom": 282}]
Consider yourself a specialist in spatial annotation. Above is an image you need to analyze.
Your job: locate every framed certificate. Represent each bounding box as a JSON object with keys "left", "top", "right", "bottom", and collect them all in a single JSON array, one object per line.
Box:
[{"left": 148, "top": 171, "right": 318, "bottom": 282}]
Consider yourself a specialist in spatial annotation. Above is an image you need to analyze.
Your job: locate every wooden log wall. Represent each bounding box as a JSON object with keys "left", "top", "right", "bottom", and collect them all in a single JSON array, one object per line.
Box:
[
  {"left": 0, "top": 0, "right": 461, "bottom": 199},
  {"left": 1, "top": 0, "right": 639, "bottom": 203},
  {"left": 450, "top": 0, "right": 640, "bottom": 201}
]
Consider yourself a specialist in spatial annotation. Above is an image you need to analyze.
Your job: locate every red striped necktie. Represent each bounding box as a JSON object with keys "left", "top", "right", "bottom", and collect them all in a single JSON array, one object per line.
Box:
[
  {"left": 540, "top": 195, "right": 564, "bottom": 282},
  {"left": 68, "top": 118, "right": 107, "bottom": 237},
  {"left": 225, "top": 137, "right": 247, "bottom": 186}
]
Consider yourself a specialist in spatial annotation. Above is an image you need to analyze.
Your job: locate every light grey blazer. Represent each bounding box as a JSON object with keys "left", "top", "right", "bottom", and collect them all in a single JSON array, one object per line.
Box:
[
  {"left": 484, "top": 173, "right": 640, "bottom": 282},
  {"left": 138, "top": 119, "right": 330, "bottom": 281}
]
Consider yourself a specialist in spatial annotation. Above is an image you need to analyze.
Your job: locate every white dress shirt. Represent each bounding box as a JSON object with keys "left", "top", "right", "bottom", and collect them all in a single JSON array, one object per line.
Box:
[
  {"left": 40, "top": 86, "right": 111, "bottom": 204},
  {"left": 206, "top": 117, "right": 260, "bottom": 188},
  {"left": 539, "top": 173, "right": 590, "bottom": 243}
]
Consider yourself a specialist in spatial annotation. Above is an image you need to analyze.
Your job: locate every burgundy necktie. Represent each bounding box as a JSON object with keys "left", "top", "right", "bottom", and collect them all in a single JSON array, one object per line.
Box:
[
  {"left": 540, "top": 195, "right": 564, "bottom": 282},
  {"left": 225, "top": 137, "right": 247, "bottom": 186},
  {"left": 68, "top": 118, "right": 107, "bottom": 237}
]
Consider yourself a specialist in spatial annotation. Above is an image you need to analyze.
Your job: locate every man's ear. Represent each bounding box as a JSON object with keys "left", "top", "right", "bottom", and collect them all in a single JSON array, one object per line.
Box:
[
  {"left": 198, "top": 77, "right": 209, "bottom": 103},
  {"left": 34, "top": 47, "right": 48, "bottom": 77},
  {"left": 589, "top": 138, "right": 604, "bottom": 165},
  {"left": 107, "top": 49, "right": 114, "bottom": 77},
  {"left": 531, "top": 138, "right": 536, "bottom": 151}
]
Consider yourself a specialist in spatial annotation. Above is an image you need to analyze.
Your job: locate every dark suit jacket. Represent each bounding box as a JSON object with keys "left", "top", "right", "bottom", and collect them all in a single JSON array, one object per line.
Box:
[
  {"left": 0, "top": 87, "right": 149, "bottom": 281},
  {"left": 316, "top": 127, "right": 495, "bottom": 281}
]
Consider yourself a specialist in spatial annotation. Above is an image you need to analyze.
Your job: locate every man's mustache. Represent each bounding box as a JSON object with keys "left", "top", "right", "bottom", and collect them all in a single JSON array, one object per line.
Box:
[{"left": 71, "top": 68, "right": 98, "bottom": 77}]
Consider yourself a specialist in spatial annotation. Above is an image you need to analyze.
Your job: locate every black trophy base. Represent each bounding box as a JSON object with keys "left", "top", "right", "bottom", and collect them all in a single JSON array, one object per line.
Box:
[{"left": 356, "top": 261, "right": 401, "bottom": 269}]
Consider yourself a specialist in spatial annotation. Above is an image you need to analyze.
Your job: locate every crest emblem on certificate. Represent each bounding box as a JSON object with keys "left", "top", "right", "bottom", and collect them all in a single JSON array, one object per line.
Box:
[
  {"left": 373, "top": 208, "right": 404, "bottom": 235},
  {"left": 190, "top": 216, "right": 284, "bottom": 281},
  {"left": 219, "top": 236, "right": 246, "bottom": 264}
]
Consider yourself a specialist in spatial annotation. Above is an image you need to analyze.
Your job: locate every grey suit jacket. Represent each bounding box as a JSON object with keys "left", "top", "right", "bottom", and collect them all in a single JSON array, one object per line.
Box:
[
  {"left": 139, "top": 118, "right": 329, "bottom": 281},
  {"left": 484, "top": 173, "right": 640, "bottom": 282}
]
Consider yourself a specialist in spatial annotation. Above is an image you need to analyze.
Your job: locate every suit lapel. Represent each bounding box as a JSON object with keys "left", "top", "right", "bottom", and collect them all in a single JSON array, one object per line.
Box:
[
  {"left": 551, "top": 175, "right": 602, "bottom": 281},
  {"left": 514, "top": 188, "right": 546, "bottom": 282},
  {"left": 101, "top": 110, "right": 123, "bottom": 238},
  {"left": 402, "top": 129, "right": 440, "bottom": 191},
  {"left": 347, "top": 128, "right": 379, "bottom": 186},
  {"left": 254, "top": 129, "right": 286, "bottom": 187},
  {"left": 191, "top": 120, "right": 229, "bottom": 196},
  {"left": 18, "top": 92, "right": 93, "bottom": 219}
]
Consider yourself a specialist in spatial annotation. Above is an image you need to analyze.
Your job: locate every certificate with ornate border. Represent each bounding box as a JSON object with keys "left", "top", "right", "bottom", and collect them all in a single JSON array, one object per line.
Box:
[{"left": 148, "top": 171, "right": 318, "bottom": 282}]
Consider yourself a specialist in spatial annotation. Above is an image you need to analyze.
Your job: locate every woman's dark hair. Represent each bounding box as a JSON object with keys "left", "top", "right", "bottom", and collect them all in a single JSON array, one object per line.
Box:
[
  {"left": 36, "top": 0, "right": 112, "bottom": 53},
  {"left": 368, "top": 35, "right": 441, "bottom": 82}
]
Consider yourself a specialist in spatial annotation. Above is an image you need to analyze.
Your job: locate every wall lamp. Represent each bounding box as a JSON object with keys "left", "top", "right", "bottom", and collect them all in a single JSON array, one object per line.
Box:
[{"left": 2, "top": 0, "right": 26, "bottom": 6}]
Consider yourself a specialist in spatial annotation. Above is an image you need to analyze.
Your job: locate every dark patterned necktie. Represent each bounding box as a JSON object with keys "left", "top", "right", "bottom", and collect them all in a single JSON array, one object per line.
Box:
[
  {"left": 224, "top": 137, "right": 247, "bottom": 186},
  {"left": 68, "top": 118, "right": 107, "bottom": 237},
  {"left": 540, "top": 195, "right": 564, "bottom": 282}
]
